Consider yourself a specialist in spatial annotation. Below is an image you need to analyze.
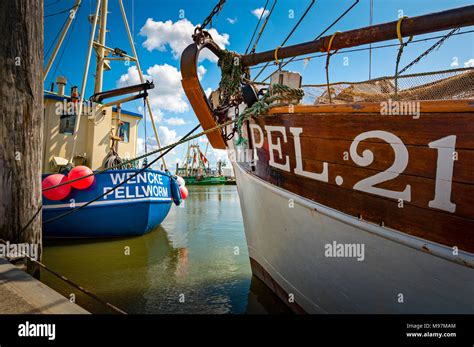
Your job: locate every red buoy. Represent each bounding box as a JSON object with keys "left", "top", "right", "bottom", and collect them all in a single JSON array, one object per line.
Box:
[
  {"left": 179, "top": 185, "right": 189, "bottom": 200},
  {"left": 68, "top": 166, "right": 95, "bottom": 190},
  {"left": 42, "top": 174, "right": 71, "bottom": 201}
]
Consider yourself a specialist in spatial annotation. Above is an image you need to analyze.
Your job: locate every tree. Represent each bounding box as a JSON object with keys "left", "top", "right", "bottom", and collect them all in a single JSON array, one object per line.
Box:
[{"left": 0, "top": 0, "right": 44, "bottom": 274}]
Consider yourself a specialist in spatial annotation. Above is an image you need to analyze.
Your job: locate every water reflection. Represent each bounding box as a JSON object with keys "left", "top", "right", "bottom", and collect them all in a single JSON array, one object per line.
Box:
[{"left": 42, "top": 186, "right": 290, "bottom": 314}]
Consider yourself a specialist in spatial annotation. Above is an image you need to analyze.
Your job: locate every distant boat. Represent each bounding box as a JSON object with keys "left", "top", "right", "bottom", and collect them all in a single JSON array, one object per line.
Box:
[
  {"left": 41, "top": 0, "right": 179, "bottom": 238},
  {"left": 175, "top": 143, "right": 234, "bottom": 185}
]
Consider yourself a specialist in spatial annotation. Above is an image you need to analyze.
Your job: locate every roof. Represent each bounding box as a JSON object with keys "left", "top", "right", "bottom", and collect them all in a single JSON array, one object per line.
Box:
[{"left": 44, "top": 93, "right": 143, "bottom": 119}]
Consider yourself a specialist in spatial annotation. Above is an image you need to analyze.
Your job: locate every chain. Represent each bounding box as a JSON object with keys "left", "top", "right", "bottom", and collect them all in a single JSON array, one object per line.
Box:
[
  {"left": 193, "top": 0, "right": 226, "bottom": 42},
  {"left": 399, "top": 28, "right": 459, "bottom": 75}
]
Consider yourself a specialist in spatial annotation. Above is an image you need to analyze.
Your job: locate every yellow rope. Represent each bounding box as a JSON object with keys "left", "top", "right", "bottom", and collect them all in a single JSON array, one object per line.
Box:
[
  {"left": 396, "top": 16, "right": 413, "bottom": 45},
  {"left": 274, "top": 45, "right": 282, "bottom": 65},
  {"left": 327, "top": 31, "right": 341, "bottom": 53},
  {"left": 325, "top": 31, "right": 341, "bottom": 103}
]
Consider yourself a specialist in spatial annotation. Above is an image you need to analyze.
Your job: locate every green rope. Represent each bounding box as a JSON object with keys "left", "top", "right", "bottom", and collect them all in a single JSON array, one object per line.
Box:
[
  {"left": 218, "top": 50, "right": 244, "bottom": 106},
  {"left": 217, "top": 50, "right": 304, "bottom": 146},
  {"left": 234, "top": 83, "right": 304, "bottom": 146}
]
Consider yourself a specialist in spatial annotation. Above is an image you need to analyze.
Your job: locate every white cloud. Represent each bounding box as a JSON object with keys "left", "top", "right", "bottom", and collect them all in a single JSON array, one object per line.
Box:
[
  {"left": 164, "top": 117, "right": 186, "bottom": 126},
  {"left": 451, "top": 59, "right": 459, "bottom": 67},
  {"left": 204, "top": 87, "right": 212, "bottom": 97},
  {"left": 251, "top": 7, "right": 269, "bottom": 19},
  {"left": 158, "top": 125, "right": 181, "bottom": 146},
  {"left": 139, "top": 18, "right": 230, "bottom": 62},
  {"left": 227, "top": 17, "right": 237, "bottom": 24},
  {"left": 197, "top": 65, "right": 207, "bottom": 80},
  {"left": 464, "top": 58, "right": 474, "bottom": 67},
  {"left": 117, "top": 63, "right": 198, "bottom": 115}
]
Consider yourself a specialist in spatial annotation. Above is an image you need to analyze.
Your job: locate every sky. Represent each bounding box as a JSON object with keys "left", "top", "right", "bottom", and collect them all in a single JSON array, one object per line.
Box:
[{"left": 44, "top": 0, "right": 474, "bottom": 169}]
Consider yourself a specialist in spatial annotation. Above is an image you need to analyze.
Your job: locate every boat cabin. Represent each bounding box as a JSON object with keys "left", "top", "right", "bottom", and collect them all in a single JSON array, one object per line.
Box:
[{"left": 43, "top": 77, "right": 141, "bottom": 173}]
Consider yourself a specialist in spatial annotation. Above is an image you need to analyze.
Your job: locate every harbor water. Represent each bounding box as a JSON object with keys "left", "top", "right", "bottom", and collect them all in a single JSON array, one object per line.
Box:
[{"left": 41, "top": 186, "right": 290, "bottom": 314}]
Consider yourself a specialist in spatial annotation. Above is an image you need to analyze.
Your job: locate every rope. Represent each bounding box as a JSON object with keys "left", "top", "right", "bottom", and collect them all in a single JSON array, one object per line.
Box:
[
  {"left": 325, "top": 32, "right": 340, "bottom": 103},
  {"left": 235, "top": 84, "right": 304, "bottom": 145},
  {"left": 274, "top": 46, "right": 282, "bottom": 65},
  {"left": 394, "top": 16, "right": 413, "bottom": 96},
  {"left": 43, "top": 124, "right": 200, "bottom": 225},
  {"left": 0, "top": 238, "right": 127, "bottom": 314},
  {"left": 43, "top": 82, "right": 302, "bottom": 193}
]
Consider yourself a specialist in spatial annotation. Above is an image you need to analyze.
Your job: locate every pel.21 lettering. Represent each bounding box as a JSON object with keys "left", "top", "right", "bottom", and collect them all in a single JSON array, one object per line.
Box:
[{"left": 249, "top": 125, "right": 457, "bottom": 213}]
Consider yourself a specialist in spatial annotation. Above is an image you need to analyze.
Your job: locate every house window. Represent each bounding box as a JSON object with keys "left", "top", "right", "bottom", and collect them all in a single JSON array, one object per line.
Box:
[
  {"left": 119, "top": 121, "right": 130, "bottom": 143},
  {"left": 59, "top": 113, "right": 76, "bottom": 135}
]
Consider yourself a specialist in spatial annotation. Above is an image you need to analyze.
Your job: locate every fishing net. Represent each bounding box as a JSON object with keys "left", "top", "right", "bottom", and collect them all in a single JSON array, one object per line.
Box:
[{"left": 301, "top": 67, "right": 474, "bottom": 105}]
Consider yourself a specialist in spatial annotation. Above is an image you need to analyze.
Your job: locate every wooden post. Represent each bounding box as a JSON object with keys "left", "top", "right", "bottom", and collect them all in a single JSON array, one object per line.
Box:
[{"left": 0, "top": 0, "right": 44, "bottom": 273}]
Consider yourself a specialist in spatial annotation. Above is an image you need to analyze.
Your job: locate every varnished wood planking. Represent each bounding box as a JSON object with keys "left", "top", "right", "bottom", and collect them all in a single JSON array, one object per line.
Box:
[
  {"left": 246, "top": 128, "right": 474, "bottom": 186},
  {"left": 269, "top": 100, "right": 474, "bottom": 115},
  {"left": 254, "top": 113, "right": 474, "bottom": 148},
  {"left": 254, "top": 148, "right": 474, "bottom": 219},
  {"left": 246, "top": 160, "right": 474, "bottom": 253},
  {"left": 238, "top": 110, "right": 474, "bottom": 253}
]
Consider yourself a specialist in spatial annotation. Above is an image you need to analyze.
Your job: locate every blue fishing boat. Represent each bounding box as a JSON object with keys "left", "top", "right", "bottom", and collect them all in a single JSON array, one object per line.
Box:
[
  {"left": 41, "top": 0, "right": 183, "bottom": 238},
  {"left": 43, "top": 169, "right": 174, "bottom": 238}
]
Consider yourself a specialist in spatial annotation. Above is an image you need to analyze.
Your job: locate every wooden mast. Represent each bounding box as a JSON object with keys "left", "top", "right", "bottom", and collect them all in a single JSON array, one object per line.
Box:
[{"left": 0, "top": 0, "right": 44, "bottom": 273}]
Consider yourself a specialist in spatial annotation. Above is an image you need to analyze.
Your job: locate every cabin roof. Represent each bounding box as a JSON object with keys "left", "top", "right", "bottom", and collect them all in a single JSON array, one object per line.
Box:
[{"left": 43, "top": 92, "right": 143, "bottom": 119}]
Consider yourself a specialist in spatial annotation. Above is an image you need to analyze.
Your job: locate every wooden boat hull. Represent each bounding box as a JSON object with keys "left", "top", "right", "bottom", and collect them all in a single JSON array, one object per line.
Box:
[
  {"left": 234, "top": 162, "right": 474, "bottom": 313},
  {"left": 230, "top": 101, "right": 474, "bottom": 313},
  {"left": 42, "top": 169, "right": 173, "bottom": 238}
]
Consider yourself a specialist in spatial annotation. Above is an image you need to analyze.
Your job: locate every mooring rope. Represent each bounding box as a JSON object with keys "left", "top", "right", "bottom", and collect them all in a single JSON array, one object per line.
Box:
[
  {"left": 43, "top": 124, "right": 200, "bottom": 225},
  {"left": 0, "top": 238, "right": 127, "bottom": 314}
]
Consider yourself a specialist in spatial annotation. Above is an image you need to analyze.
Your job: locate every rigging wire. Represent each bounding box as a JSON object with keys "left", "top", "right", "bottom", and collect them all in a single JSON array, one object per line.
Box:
[
  {"left": 252, "top": 0, "right": 316, "bottom": 81},
  {"left": 245, "top": 0, "right": 270, "bottom": 55},
  {"left": 45, "top": 0, "right": 61, "bottom": 7},
  {"left": 368, "top": 0, "right": 373, "bottom": 79},
  {"left": 249, "top": 29, "right": 474, "bottom": 73},
  {"left": 398, "top": 28, "right": 459, "bottom": 75},
  {"left": 256, "top": 0, "right": 360, "bottom": 83},
  {"left": 43, "top": 124, "right": 201, "bottom": 225},
  {"left": 249, "top": 0, "right": 278, "bottom": 55},
  {"left": 0, "top": 238, "right": 126, "bottom": 314},
  {"left": 45, "top": 15, "right": 69, "bottom": 59},
  {"left": 49, "top": 6, "right": 78, "bottom": 87},
  {"left": 44, "top": 2, "right": 80, "bottom": 18}
]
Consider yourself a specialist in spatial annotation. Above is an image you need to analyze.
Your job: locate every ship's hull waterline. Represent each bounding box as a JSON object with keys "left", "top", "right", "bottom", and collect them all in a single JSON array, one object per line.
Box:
[{"left": 234, "top": 162, "right": 474, "bottom": 313}]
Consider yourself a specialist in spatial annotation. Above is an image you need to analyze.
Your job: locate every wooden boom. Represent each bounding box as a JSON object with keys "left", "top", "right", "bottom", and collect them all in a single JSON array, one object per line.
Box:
[
  {"left": 181, "top": 5, "right": 474, "bottom": 149},
  {"left": 242, "top": 5, "right": 474, "bottom": 67}
]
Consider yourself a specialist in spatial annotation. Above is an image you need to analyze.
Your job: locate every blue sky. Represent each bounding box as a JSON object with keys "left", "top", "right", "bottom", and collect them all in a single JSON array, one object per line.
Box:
[{"left": 44, "top": 0, "right": 474, "bottom": 168}]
